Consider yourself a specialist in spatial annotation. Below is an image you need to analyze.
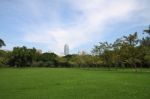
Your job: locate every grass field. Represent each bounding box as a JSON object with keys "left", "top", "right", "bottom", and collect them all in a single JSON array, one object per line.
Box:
[{"left": 0, "top": 68, "right": 150, "bottom": 99}]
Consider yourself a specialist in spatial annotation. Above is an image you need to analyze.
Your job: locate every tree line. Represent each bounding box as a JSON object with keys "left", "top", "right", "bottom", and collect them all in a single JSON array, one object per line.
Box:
[{"left": 0, "top": 26, "right": 150, "bottom": 68}]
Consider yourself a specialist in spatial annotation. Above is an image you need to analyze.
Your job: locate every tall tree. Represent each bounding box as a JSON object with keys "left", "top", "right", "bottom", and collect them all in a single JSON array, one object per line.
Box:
[
  {"left": 0, "top": 39, "right": 5, "bottom": 48},
  {"left": 92, "top": 42, "right": 112, "bottom": 55},
  {"left": 8, "top": 46, "right": 39, "bottom": 67},
  {"left": 144, "top": 25, "right": 150, "bottom": 35},
  {"left": 123, "top": 32, "right": 138, "bottom": 46},
  {"left": 141, "top": 25, "right": 150, "bottom": 46}
]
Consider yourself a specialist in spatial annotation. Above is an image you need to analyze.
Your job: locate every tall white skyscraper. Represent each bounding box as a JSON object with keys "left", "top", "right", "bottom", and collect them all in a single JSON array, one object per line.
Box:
[{"left": 64, "top": 44, "right": 69, "bottom": 56}]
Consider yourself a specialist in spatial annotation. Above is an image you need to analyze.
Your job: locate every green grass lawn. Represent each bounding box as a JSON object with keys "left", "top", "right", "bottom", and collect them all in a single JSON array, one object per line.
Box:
[{"left": 0, "top": 68, "right": 150, "bottom": 99}]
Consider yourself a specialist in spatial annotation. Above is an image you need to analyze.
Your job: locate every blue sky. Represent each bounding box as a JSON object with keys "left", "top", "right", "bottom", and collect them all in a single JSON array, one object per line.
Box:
[{"left": 0, "top": 0, "right": 150, "bottom": 55}]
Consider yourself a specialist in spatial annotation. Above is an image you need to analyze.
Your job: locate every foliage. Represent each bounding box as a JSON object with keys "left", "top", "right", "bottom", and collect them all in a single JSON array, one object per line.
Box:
[
  {"left": 0, "top": 38, "right": 5, "bottom": 48},
  {"left": 92, "top": 26, "right": 150, "bottom": 69},
  {"left": 0, "top": 26, "right": 150, "bottom": 68}
]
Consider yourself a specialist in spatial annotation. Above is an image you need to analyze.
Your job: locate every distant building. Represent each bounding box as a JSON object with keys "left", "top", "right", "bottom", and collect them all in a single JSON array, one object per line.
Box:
[{"left": 64, "top": 44, "right": 69, "bottom": 56}]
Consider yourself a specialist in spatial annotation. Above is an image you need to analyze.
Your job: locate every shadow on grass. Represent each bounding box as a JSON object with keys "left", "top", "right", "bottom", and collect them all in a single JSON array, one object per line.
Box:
[{"left": 79, "top": 67, "right": 150, "bottom": 73}]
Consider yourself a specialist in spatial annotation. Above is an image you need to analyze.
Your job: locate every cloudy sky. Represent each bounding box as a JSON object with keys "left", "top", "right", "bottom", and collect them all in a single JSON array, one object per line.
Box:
[{"left": 0, "top": 0, "right": 150, "bottom": 55}]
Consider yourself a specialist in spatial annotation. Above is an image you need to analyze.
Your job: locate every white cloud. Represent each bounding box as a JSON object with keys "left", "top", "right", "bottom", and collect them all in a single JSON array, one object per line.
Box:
[
  {"left": 23, "top": 0, "right": 145, "bottom": 54},
  {"left": 24, "top": 26, "right": 88, "bottom": 54}
]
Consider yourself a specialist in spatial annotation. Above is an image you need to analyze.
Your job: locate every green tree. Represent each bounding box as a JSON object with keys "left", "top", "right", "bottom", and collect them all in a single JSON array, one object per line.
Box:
[
  {"left": 140, "top": 26, "right": 150, "bottom": 67},
  {"left": 0, "top": 50, "right": 9, "bottom": 67},
  {"left": 92, "top": 42, "right": 112, "bottom": 69},
  {"left": 0, "top": 39, "right": 5, "bottom": 48},
  {"left": 38, "top": 52, "right": 58, "bottom": 67},
  {"left": 8, "top": 46, "right": 38, "bottom": 67},
  {"left": 123, "top": 32, "right": 138, "bottom": 46},
  {"left": 141, "top": 25, "right": 150, "bottom": 46},
  {"left": 144, "top": 25, "right": 150, "bottom": 35}
]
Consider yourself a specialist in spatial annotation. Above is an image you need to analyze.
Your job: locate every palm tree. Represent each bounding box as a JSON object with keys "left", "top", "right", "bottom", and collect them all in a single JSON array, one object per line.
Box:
[
  {"left": 123, "top": 32, "right": 138, "bottom": 46},
  {"left": 0, "top": 39, "right": 6, "bottom": 48},
  {"left": 91, "top": 45, "right": 101, "bottom": 55},
  {"left": 141, "top": 25, "right": 150, "bottom": 46},
  {"left": 144, "top": 25, "right": 150, "bottom": 35},
  {"left": 92, "top": 42, "right": 111, "bottom": 55},
  {"left": 140, "top": 37, "right": 150, "bottom": 46}
]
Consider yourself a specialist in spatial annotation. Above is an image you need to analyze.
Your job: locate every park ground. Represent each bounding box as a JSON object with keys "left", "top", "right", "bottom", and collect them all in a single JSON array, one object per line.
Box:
[{"left": 0, "top": 68, "right": 150, "bottom": 99}]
